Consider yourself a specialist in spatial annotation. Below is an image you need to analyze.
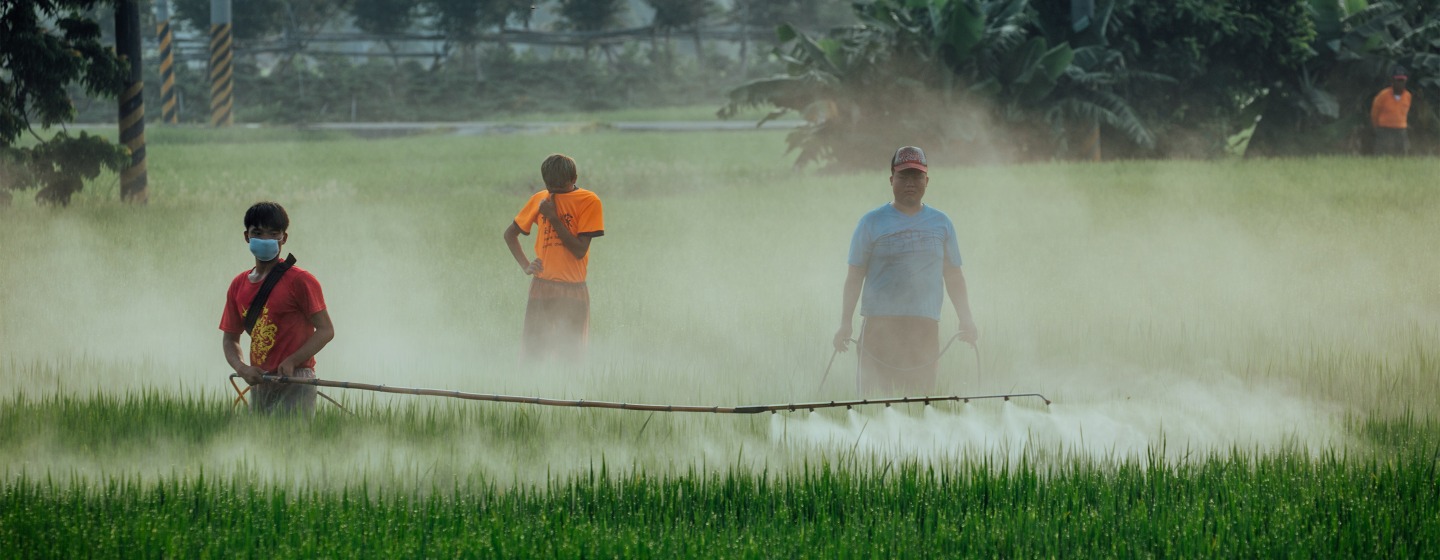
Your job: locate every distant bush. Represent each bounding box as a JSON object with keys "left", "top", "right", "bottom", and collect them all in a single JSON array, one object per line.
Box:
[{"left": 71, "top": 42, "right": 776, "bottom": 125}]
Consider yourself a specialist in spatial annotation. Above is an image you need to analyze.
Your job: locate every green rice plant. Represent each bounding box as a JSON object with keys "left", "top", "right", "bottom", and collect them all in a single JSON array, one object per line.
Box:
[{"left": 3, "top": 442, "right": 1437, "bottom": 558}]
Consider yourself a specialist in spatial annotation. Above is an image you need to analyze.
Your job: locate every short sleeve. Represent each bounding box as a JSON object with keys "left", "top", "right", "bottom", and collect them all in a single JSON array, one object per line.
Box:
[
  {"left": 575, "top": 193, "right": 604, "bottom": 237},
  {"left": 944, "top": 219, "right": 963, "bottom": 268},
  {"left": 218, "top": 276, "right": 244, "bottom": 333},
  {"left": 847, "top": 218, "right": 871, "bottom": 268},
  {"left": 513, "top": 192, "right": 545, "bottom": 234},
  {"left": 292, "top": 270, "right": 327, "bottom": 317}
]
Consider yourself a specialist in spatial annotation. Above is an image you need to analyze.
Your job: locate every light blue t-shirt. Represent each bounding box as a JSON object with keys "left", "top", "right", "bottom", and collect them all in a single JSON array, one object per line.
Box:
[{"left": 847, "top": 204, "right": 963, "bottom": 321}]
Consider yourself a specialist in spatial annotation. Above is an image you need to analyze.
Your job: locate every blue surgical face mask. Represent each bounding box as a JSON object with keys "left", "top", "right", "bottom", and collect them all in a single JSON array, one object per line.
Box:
[{"left": 249, "top": 237, "right": 281, "bottom": 262}]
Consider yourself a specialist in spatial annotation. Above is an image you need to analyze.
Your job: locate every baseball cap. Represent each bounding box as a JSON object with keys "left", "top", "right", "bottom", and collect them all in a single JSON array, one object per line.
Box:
[
  {"left": 1393, "top": 66, "right": 1408, "bottom": 80},
  {"left": 891, "top": 146, "right": 927, "bottom": 173}
]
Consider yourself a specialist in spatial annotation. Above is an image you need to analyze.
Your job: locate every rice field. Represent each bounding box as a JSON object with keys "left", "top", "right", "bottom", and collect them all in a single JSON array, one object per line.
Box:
[{"left": 2, "top": 124, "right": 1438, "bottom": 556}]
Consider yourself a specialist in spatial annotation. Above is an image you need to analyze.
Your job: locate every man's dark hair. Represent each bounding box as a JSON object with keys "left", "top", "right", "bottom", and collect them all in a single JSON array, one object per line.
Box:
[{"left": 244, "top": 201, "right": 289, "bottom": 231}]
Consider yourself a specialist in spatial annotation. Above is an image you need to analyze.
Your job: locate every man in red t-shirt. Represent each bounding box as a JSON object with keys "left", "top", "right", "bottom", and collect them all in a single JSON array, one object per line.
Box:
[
  {"left": 219, "top": 202, "right": 334, "bottom": 415},
  {"left": 503, "top": 153, "right": 605, "bottom": 361}
]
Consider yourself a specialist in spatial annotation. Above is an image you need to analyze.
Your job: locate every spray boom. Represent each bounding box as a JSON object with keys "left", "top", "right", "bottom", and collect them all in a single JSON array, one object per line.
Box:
[{"left": 229, "top": 374, "right": 1049, "bottom": 414}]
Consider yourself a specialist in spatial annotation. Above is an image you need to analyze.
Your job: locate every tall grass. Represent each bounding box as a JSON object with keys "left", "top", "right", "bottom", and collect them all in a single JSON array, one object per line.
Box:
[{"left": 5, "top": 444, "right": 1437, "bottom": 558}]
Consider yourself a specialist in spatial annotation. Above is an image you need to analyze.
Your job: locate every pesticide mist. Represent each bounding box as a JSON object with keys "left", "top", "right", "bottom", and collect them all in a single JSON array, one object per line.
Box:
[{"left": 1, "top": 130, "right": 1437, "bottom": 485}]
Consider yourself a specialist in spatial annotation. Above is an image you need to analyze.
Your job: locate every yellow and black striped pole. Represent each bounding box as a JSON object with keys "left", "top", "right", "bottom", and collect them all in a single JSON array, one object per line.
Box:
[
  {"left": 209, "top": 0, "right": 233, "bottom": 127},
  {"left": 156, "top": 0, "right": 178, "bottom": 124},
  {"left": 116, "top": 0, "right": 148, "bottom": 203}
]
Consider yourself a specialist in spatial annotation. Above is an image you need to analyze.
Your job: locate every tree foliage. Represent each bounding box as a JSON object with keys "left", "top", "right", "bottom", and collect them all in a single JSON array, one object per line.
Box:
[
  {"left": 172, "top": 0, "right": 357, "bottom": 47},
  {"left": 171, "top": 0, "right": 288, "bottom": 40},
  {"left": 1097, "top": 0, "right": 1316, "bottom": 157},
  {"left": 727, "top": 0, "right": 857, "bottom": 33},
  {"left": 646, "top": 0, "right": 715, "bottom": 63},
  {"left": 421, "top": 0, "right": 531, "bottom": 44},
  {"left": 350, "top": 0, "right": 416, "bottom": 35},
  {"left": 27, "top": 0, "right": 1434, "bottom": 171},
  {"left": 1, "top": 0, "right": 131, "bottom": 205},
  {"left": 647, "top": 0, "right": 713, "bottom": 31},
  {"left": 719, "top": 0, "right": 1440, "bottom": 163},
  {"left": 1249, "top": 0, "right": 1440, "bottom": 156},
  {"left": 720, "top": 0, "right": 1154, "bottom": 168},
  {"left": 1, "top": 132, "right": 131, "bottom": 205},
  {"left": 556, "top": 0, "right": 626, "bottom": 32}
]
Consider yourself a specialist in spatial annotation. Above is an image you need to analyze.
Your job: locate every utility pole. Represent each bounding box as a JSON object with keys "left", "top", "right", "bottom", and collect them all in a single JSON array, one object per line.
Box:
[
  {"left": 209, "top": 0, "right": 234, "bottom": 127},
  {"left": 156, "top": 0, "right": 178, "bottom": 124},
  {"left": 116, "top": 0, "right": 148, "bottom": 202}
]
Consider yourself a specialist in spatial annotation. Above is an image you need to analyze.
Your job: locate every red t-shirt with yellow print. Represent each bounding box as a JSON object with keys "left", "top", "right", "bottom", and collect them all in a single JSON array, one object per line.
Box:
[
  {"left": 219, "top": 266, "right": 327, "bottom": 371},
  {"left": 514, "top": 188, "right": 605, "bottom": 283}
]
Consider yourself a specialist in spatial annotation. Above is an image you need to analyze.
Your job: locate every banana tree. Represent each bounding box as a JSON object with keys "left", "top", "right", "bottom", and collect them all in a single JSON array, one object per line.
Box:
[
  {"left": 720, "top": 0, "right": 1151, "bottom": 168},
  {"left": 1249, "top": 0, "right": 1440, "bottom": 156},
  {"left": 717, "top": 22, "right": 895, "bottom": 168}
]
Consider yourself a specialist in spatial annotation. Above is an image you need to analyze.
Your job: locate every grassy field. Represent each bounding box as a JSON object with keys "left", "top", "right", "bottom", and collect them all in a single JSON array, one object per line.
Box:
[{"left": 2, "top": 125, "right": 1439, "bottom": 556}]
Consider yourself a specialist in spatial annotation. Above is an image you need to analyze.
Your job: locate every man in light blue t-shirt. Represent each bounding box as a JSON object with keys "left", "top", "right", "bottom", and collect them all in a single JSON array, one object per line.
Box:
[{"left": 833, "top": 146, "right": 978, "bottom": 395}]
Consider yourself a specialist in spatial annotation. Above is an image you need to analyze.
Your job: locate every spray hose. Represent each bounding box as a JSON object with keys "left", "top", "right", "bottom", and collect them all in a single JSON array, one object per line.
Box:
[
  {"left": 820, "top": 333, "right": 980, "bottom": 391},
  {"left": 229, "top": 375, "right": 353, "bottom": 415},
  {"left": 228, "top": 374, "right": 1049, "bottom": 414}
]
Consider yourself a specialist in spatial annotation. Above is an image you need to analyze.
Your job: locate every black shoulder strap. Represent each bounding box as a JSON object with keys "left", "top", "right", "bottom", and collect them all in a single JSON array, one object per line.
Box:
[{"left": 243, "top": 254, "right": 297, "bottom": 335}]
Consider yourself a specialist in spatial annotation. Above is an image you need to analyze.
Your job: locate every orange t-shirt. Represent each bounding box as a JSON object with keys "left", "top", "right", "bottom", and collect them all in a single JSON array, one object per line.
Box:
[
  {"left": 514, "top": 188, "right": 604, "bottom": 283},
  {"left": 1371, "top": 88, "right": 1411, "bottom": 129}
]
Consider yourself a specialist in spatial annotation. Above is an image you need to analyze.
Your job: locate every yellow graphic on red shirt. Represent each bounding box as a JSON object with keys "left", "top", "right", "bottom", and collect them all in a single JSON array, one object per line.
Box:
[{"left": 240, "top": 306, "right": 277, "bottom": 366}]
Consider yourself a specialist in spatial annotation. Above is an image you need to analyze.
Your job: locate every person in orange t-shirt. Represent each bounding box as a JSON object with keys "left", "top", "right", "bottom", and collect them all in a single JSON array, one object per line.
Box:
[
  {"left": 1370, "top": 66, "right": 1412, "bottom": 156},
  {"left": 503, "top": 153, "right": 605, "bottom": 362}
]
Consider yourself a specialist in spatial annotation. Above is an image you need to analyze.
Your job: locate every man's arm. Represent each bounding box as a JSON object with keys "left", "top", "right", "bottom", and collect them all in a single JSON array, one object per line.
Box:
[
  {"left": 537, "top": 198, "right": 593, "bottom": 259},
  {"left": 223, "top": 330, "right": 264, "bottom": 385},
  {"left": 1371, "top": 93, "right": 1383, "bottom": 128},
  {"left": 504, "top": 222, "right": 542, "bottom": 274},
  {"left": 833, "top": 265, "right": 866, "bottom": 352},
  {"left": 944, "top": 265, "right": 978, "bottom": 344},
  {"left": 274, "top": 310, "right": 335, "bottom": 377}
]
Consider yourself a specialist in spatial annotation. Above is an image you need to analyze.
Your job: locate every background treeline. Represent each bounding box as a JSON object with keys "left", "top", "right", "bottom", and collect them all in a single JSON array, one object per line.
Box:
[
  {"left": 718, "top": 0, "right": 1440, "bottom": 165},
  {"left": 65, "top": 0, "right": 1440, "bottom": 163},
  {"left": 72, "top": 0, "right": 854, "bottom": 123}
]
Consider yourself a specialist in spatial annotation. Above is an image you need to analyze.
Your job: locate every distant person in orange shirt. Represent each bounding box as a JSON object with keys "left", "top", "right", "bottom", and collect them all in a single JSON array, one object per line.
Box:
[
  {"left": 503, "top": 154, "right": 605, "bottom": 362},
  {"left": 1371, "top": 66, "right": 1412, "bottom": 157}
]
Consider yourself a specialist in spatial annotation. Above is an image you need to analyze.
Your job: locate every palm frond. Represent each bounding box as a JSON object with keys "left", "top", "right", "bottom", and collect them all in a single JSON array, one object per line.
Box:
[{"left": 1049, "top": 89, "right": 1155, "bottom": 149}]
